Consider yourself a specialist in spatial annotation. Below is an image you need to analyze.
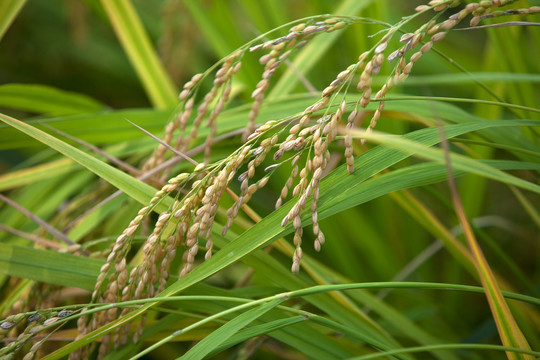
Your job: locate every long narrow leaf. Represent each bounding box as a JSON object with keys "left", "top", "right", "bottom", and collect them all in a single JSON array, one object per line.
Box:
[
  {"left": 0, "top": 0, "right": 26, "bottom": 40},
  {"left": 0, "top": 243, "right": 102, "bottom": 290},
  {"left": 0, "top": 158, "right": 78, "bottom": 192},
  {"left": 0, "top": 113, "right": 173, "bottom": 212},
  {"left": 0, "top": 84, "right": 106, "bottom": 116},
  {"left": 100, "top": 0, "right": 177, "bottom": 108},
  {"left": 178, "top": 299, "right": 283, "bottom": 360},
  {"left": 206, "top": 316, "right": 306, "bottom": 357},
  {"left": 347, "top": 128, "right": 540, "bottom": 195}
]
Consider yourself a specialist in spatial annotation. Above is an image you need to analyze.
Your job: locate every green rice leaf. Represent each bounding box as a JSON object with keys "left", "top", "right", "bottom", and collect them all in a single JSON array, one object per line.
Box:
[
  {"left": 349, "top": 127, "right": 540, "bottom": 195},
  {"left": 177, "top": 299, "right": 283, "bottom": 360},
  {"left": 0, "top": 84, "right": 106, "bottom": 116},
  {"left": 0, "top": 0, "right": 26, "bottom": 40},
  {"left": 0, "top": 113, "right": 173, "bottom": 212},
  {"left": 100, "top": 0, "right": 178, "bottom": 108},
  {"left": 0, "top": 243, "right": 102, "bottom": 290}
]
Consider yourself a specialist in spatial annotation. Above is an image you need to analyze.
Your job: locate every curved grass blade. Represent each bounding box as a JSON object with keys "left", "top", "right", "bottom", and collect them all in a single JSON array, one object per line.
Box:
[
  {"left": 347, "top": 128, "right": 540, "bottom": 195},
  {"left": 207, "top": 315, "right": 306, "bottom": 357},
  {"left": 0, "top": 158, "right": 78, "bottom": 192},
  {"left": 0, "top": 243, "right": 102, "bottom": 290},
  {"left": 0, "top": 84, "right": 106, "bottom": 116},
  {"left": 176, "top": 299, "right": 283, "bottom": 360},
  {"left": 209, "top": 315, "right": 306, "bottom": 356},
  {"left": 443, "top": 123, "right": 533, "bottom": 360},
  {"left": 126, "top": 297, "right": 284, "bottom": 360},
  {"left": 0, "top": 96, "right": 315, "bottom": 150},
  {"left": 0, "top": 113, "right": 173, "bottom": 213},
  {"left": 0, "top": 108, "right": 171, "bottom": 150},
  {"left": 0, "top": 0, "right": 26, "bottom": 40}
]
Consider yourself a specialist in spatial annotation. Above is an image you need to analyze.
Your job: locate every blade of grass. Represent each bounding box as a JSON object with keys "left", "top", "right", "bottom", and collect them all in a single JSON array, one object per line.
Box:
[
  {"left": 41, "top": 122, "right": 140, "bottom": 176},
  {"left": 0, "top": 96, "right": 316, "bottom": 150},
  {"left": 188, "top": 302, "right": 355, "bottom": 359},
  {"left": 105, "top": 300, "right": 355, "bottom": 360},
  {"left": 510, "top": 186, "right": 540, "bottom": 228},
  {"left": 438, "top": 123, "right": 533, "bottom": 360},
  {"left": 177, "top": 299, "right": 283, "bottom": 360},
  {"left": 0, "top": 243, "right": 102, "bottom": 290},
  {"left": 207, "top": 315, "right": 306, "bottom": 357},
  {"left": 0, "top": 158, "right": 78, "bottom": 192},
  {"left": 450, "top": 138, "right": 540, "bottom": 160},
  {"left": 0, "top": 84, "right": 106, "bottom": 116},
  {"left": 0, "top": 0, "right": 26, "bottom": 40},
  {"left": 0, "top": 113, "right": 174, "bottom": 213},
  {"left": 380, "top": 96, "right": 540, "bottom": 115},
  {"left": 100, "top": 0, "right": 178, "bottom": 108},
  {"left": 344, "top": 127, "right": 540, "bottom": 195},
  {"left": 128, "top": 297, "right": 284, "bottom": 360}
]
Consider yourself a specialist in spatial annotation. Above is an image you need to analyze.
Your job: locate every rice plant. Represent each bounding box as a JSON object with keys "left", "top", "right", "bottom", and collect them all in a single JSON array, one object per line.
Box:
[{"left": 0, "top": 0, "right": 539, "bottom": 359}]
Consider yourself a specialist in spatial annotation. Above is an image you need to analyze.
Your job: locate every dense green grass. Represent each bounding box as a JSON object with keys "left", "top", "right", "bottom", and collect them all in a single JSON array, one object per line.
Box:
[{"left": 0, "top": 1, "right": 539, "bottom": 359}]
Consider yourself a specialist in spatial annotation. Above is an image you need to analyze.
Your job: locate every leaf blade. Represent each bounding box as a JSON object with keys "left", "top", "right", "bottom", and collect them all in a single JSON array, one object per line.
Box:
[
  {"left": 100, "top": 0, "right": 178, "bottom": 108},
  {"left": 178, "top": 299, "right": 283, "bottom": 360},
  {"left": 0, "top": 113, "right": 172, "bottom": 212},
  {"left": 0, "top": 0, "right": 26, "bottom": 40}
]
